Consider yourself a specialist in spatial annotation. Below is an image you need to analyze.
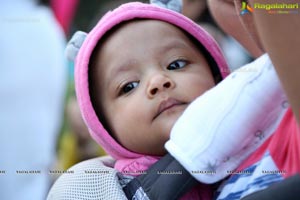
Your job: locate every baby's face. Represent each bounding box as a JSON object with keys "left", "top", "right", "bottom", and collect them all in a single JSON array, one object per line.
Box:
[{"left": 91, "top": 20, "right": 214, "bottom": 155}]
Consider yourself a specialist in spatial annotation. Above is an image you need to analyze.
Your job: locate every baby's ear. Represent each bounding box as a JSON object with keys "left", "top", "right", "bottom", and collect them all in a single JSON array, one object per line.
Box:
[
  {"left": 65, "top": 31, "right": 88, "bottom": 61},
  {"left": 150, "top": 0, "right": 182, "bottom": 13}
]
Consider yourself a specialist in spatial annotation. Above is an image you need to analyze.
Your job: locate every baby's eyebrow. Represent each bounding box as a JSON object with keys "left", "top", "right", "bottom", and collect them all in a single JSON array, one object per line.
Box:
[
  {"left": 159, "top": 41, "right": 188, "bottom": 55},
  {"left": 107, "top": 59, "right": 138, "bottom": 87},
  {"left": 111, "top": 59, "right": 137, "bottom": 77}
]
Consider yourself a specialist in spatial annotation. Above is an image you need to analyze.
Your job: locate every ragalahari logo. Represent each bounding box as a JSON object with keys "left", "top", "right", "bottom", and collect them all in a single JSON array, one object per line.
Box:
[{"left": 240, "top": 1, "right": 254, "bottom": 15}]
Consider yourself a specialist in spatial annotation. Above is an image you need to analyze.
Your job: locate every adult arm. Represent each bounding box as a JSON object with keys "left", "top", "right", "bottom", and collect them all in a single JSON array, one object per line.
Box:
[{"left": 248, "top": 0, "right": 300, "bottom": 124}]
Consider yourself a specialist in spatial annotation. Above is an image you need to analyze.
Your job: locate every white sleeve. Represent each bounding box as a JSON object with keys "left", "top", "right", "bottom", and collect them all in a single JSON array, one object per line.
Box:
[{"left": 165, "top": 54, "right": 288, "bottom": 184}]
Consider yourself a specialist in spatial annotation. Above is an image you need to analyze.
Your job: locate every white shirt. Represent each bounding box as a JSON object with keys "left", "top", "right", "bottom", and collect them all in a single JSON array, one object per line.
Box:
[{"left": 0, "top": 1, "right": 67, "bottom": 199}]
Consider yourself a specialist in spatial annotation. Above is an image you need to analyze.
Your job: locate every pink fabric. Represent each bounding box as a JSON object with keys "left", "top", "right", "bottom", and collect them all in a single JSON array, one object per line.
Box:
[{"left": 115, "top": 156, "right": 160, "bottom": 176}]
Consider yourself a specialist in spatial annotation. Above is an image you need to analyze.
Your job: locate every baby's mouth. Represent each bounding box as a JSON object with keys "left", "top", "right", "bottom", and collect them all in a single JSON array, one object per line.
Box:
[{"left": 154, "top": 98, "right": 185, "bottom": 119}]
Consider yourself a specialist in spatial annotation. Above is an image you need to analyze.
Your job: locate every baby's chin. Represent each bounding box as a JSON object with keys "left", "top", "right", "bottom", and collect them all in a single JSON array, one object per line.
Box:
[
  {"left": 160, "top": 115, "right": 182, "bottom": 145},
  {"left": 164, "top": 109, "right": 186, "bottom": 133}
]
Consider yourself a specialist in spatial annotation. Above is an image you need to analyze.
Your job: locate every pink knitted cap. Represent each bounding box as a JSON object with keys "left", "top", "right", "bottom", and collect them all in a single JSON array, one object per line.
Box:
[{"left": 74, "top": 2, "right": 230, "bottom": 160}]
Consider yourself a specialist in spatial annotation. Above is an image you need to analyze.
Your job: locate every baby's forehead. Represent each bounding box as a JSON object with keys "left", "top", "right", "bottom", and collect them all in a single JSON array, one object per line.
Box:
[{"left": 92, "top": 19, "right": 197, "bottom": 64}]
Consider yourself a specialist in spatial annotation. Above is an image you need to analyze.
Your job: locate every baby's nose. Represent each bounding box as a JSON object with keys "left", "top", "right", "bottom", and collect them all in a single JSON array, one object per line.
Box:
[{"left": 147, "top": 74, "right": 175, "bottom": 98}]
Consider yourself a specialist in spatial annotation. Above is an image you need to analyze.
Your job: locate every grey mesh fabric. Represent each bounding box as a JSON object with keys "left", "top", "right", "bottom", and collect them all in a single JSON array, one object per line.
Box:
[{"left": 47, "top": 156, "right": 128, "bottom": 200}]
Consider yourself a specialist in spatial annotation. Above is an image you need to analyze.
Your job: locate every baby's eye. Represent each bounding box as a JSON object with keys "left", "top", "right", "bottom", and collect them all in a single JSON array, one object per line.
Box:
[
  {"left": 120, "top": 81, "right": 139, "bottom": 95},
  {"left": 167, "top": 60, "right": 187, "bottom": 70}
]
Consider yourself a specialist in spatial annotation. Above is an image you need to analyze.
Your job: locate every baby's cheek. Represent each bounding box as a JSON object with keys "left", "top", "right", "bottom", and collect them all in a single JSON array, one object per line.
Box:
[{"left": 165, "top": 112, "right": 183, "bottom": 137}]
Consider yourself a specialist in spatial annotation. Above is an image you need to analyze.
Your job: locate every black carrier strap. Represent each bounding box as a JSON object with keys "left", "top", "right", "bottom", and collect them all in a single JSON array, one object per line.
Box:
[{"left": 123, "top": 153, "right": 198, "bottom": 200}]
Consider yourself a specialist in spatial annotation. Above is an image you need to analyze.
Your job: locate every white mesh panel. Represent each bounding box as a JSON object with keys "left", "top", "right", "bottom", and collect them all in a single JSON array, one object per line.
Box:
[{"left": 47, "top": 157, "right": 127, "bottom": 200}]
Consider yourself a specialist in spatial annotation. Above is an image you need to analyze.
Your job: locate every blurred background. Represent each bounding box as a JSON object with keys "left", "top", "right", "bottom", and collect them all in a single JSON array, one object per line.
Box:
[{"left": 0, "top": 0, "right": 252, "bottom": 199}]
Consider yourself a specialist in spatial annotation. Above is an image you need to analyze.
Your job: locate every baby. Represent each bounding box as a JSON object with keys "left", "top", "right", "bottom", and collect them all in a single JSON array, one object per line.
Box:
[
  {"left": 72, "top": 3, "right": 229, "bottom": 170},
  {"left": 68, "top": 1, "right": 229, "bottom": 199}
]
